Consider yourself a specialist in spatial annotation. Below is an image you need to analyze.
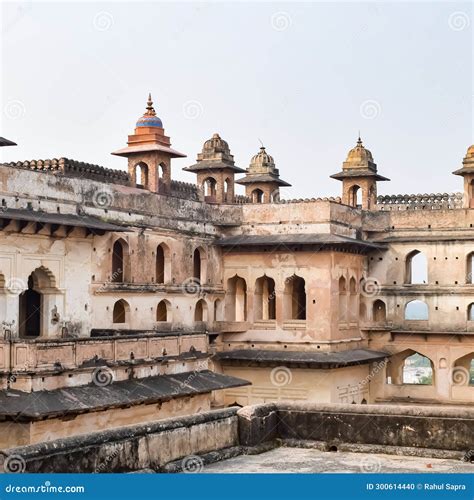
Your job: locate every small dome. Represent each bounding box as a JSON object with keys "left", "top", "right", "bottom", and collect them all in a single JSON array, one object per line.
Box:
[
  {"left": 346, "top": 137, "right": 374, "bottom": 163},
  {"left": 136, "top": 94, "right": 163, "bottom": 128},
  {"left": 465, "top": 144, "right": 474, "bottom": 158},
  {"left": 250, "top": 146, "right": 275, "bottom": 168},
  {"left": 202, "top": 133, "right": 230, "bottom": 154}
]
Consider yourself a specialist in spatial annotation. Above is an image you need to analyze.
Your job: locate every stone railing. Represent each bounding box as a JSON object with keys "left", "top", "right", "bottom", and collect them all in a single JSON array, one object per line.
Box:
[
  {"left": 2, "top": 158, "right": 130, "bottom": 185},
  {"left": 0, "top": 332, "right": 207, "bottom": 372},
  {"left": 376, "top": 192, "right": 463, "bottom": 211}
]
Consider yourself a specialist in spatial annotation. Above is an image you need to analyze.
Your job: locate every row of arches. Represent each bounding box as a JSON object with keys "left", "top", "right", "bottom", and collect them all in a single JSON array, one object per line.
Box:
[
  {"left": 226, "top": 275, "right": 306, "bottom": 322},
  {"left": 112, "top": 298, "right": 216, "bottom": 324},
  {"left": 387, "top": 350, "right": 474, "bottom": 387},
  {"left": 112, "top": 239, "right": 207, "bottom": 285},
  {"left": 403, "top": 249, "right": 474, "bottom": 285},
  {"left": 133, "top": 161, "right": 168, "bottom": 192},
  {"left": 202, "top": 177, "right": 232, "bottom": 203},
  {"left": 364, "top": 298, "right": 474, "bottom": 322}
]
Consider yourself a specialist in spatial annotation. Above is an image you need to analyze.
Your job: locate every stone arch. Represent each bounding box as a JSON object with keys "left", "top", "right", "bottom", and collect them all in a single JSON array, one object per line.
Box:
[
  {"left": 348, "top": 184, "right": 362, "bottom": 207},
  {"left": 19, "top": 267, "right": 59, "bottom": 339},
  {"left": 133, "top": 162, "right": 149, "bottom": 188},
  {"left": 467, "top": 303, "right": 474, "bottom": 321},
  {"left": 405, "top": 299, "right": 429, "bottom": 320},
  {"left": 338, "top": 276, "right": 347, "bottom": 321},
  {"left": 284, "top": 274, "right": 306, "bottom": 320},
  {"left": 405, "top": 250, "right": 428, "bottom": 284},
  {"left": 373, "top": 299, "right": 386, "bottom": 322},
  {"left": 113, "top": 299, "right": 130, "bottom": 324},
  {"left": 348, "top": 277, "right": 357, "bottom": 320},
  {"left": 251, "top": 188, "right": 264, "bottom": 204},
  {"left": 202, "top": 177, "right": 217, "bottom": 202},
  {"left": 193, "top": 247, "right": 207, "bottom": 283},
  {"left": 158, "top": 162, "right": 170, "bottom": 194},
  {"left": 226, "top": 275, "right": 247, "bottom": 321},
  {"left": 255, "top": 275, "right": 276, "bottom": 320},
  {"left": 466, "top": 252, "right": 474, "bottom": 284},
  {"left": 155, "top": 243, "right": 171, "bottom": 284},
  {"left": 452, "top": 353, "right": 474, "bottom": 386},
  {"left": 194, "top": 299, "right": 208, "bottom": 322},
  {"left": 112, "top": 238, "right": 130, "bottom": 283},
  {"left": 156, "top": 299, "right": 171, "bottom": 322},
  {"left": 386, "top": 349, "right": 434, "bottom": 385}
]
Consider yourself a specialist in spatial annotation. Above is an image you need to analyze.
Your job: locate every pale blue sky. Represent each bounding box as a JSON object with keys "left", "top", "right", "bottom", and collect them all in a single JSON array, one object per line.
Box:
[{"left": 1, "top": 1, "right": 472, "bottom": 199}]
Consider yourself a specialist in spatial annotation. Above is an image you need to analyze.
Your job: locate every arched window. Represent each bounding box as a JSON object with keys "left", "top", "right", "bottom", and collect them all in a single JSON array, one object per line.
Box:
[
  {"left": 338, "top": 276, "right": 347, "bottom": 321},
  {"left": 226, "top": 275, "right": 247, "bottom": 321},
  {"left": 466, "top": 252, "right": 474, "bottom": 284},
  {"left": 134, "top": 162, "right": 149, "bottom": 188},
  {"left": 348, "top": 185, "right": 361, "bottom": 207},
  {"left": 251, "top": 189, "right": 264, "bottom": 204},
  {"left": 255, "top": 276, "right": 276, "bottom": 320},
  {"left": 112, "top": 238, "right": 129, "bottom": 283},
  {"left": 155, "top": 244, "right": 170, "bottom": 284},
  {"left": 156, "top": 300, "right": 170, "bottom": 322},
  {"left": 452, "top": 353, "right": 474, "bottom": 386},
  {"left": 468, "top": 303, "right": 474, "bottom": 321},
  {"left": 203, "top": 177, "right": 217, "bottom": 201},
  {"left": 194, "top": 299, "right": 208, "bottom": 322},
  {"left": 402, "top": 352, "right": 433, "bottom": 385},
  {"left": 113, "top": 299, "right": 129, "bottom": 324},
  {"left": 19, "top": 266, "right": 58, "bottom": 339},
  {"left": 405, "top": 300, "right": 429, "bottom": 320},
  {"left": 158, "top": 163, "right": 168, "bottom": 193},
  {"left": 405, "top": 250, "right": 428, "bottom": 284},
  {"left": 284, "top": 275, "right": 306, "bottom": 320},
  {"left": 373, "top": 299, "right": 386, "bottom": 322},
  {"left": 193, "top": 247, "right": 207, "bottom": 283}
]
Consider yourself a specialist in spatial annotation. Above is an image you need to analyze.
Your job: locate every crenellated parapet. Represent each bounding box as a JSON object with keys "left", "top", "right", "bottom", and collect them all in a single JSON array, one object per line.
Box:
[
  {"left": 2, "top": 157, "right": 131, "bottom": 185},
  {"left": 170, "top": 179, "right": 200, "bottom": 201},
  {"left": 278, "top": 196, "right": 342, "bottom": 204},
  {"left": 376, "top": 192, "right": 463, "bottom": 210}
]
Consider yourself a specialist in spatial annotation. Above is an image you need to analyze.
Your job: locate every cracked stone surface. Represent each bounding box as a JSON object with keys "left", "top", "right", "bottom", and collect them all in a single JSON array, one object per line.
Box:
[{"left": 201, "top": 447, "right": 473, "bottom": 473}]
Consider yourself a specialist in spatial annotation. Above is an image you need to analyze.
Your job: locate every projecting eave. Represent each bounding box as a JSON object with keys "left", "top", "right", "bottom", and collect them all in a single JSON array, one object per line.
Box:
[
  {"left": 215, "top": 233, "right": 386, "bottom": 252},
  {"left": 214, "top": 348, "right": 389, "bottom": 369},
  {"left": 0, "top": 371, "right": 250, "bottom": 421},
  {"left": 452, "top": 166, "right": 474, "bottom": 176},
  {"left": 236, "top": 174, "right": 291, "bottom": 187},
  {"left": 183, "top": 161, "right": 247, "bottom": 173},
  {"left": 112, "top": 144, "right": 186, "bottom": 158},
  {"left": 331, "top": 169, "right": 390, "bottom": 181},
  {"left": 0, "top": 137, "right": 17, "bottom": 147}
]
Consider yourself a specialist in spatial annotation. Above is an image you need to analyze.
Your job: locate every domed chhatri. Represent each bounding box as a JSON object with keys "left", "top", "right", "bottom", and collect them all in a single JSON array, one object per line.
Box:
[
  {"left": 250, "top": 146, "right": 275, "bottom": 170},
  {"left": 346, "top": 136, "right": 374, "bottom": 164},
  {"left": 202, "top": 133, "right": 231, "bottom": 155},
  {"left": 135, "top": 93, "right": 163, "bottom": 128},
  {"left": 465, "top": 144, "right": 474, "bottom": 158}
]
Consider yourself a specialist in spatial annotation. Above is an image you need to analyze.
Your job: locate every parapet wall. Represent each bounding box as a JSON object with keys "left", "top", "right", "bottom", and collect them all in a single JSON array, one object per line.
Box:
[
  {"left": 2, "top": 402, "right": 472, "bottom": 472},
  {"left": 238, "top": 402, "right": 474, "bottom": 452}
]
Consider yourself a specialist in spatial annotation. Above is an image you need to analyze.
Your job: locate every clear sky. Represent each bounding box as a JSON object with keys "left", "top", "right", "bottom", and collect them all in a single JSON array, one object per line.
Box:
[{"left": 1, "top": 1, "right": 472, "bottom": 199}]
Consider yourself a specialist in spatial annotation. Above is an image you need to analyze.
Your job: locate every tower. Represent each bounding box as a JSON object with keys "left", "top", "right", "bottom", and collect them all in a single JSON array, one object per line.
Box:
[
  {"left": 112, "top": 94, "right": 186, "bottom": 194},
  {"left": 453, "top": 145, "right": 474, "bottom": 208},
  {"left": 236, "top": 146, "right": 291, "bottom": 203},
  {"left": 183, "top": 133, "right": 246, "bottom": 203},
  {"left": 331, "top": 137, "right": 389, "bottom": 209}
]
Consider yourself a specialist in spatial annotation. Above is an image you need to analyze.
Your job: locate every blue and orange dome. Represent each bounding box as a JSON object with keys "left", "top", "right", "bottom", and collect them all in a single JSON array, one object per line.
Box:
[{"left": 136, "top": 93, "right": 163, "bottom": 128}]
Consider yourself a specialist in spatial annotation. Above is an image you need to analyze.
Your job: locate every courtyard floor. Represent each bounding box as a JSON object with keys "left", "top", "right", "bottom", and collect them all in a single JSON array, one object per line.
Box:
[{"left": 202, "top": 447, "right": 473, "bottom": 473}]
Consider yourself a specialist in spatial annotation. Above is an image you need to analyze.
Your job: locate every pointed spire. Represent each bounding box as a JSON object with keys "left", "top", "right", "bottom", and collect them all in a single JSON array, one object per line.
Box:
[
  {"left": 145, "top": 93, "right": 156, "bottom": 116},
  {"left": 357, "top": 133, "right": 363, "bottom": 147}
]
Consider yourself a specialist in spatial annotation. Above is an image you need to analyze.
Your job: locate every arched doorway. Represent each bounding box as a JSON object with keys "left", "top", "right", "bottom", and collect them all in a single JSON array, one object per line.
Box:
[
  {"left": 19, "top": 274, "right": 41, "bottom": 338},
  {"left": 19, "top": 267, "right": 57, "bottom": 338}
]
